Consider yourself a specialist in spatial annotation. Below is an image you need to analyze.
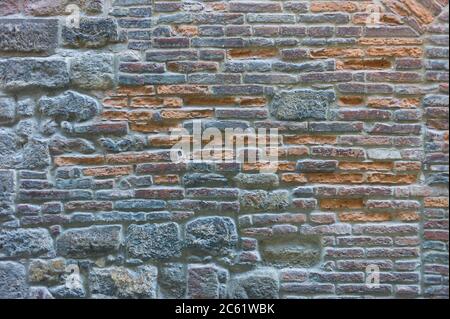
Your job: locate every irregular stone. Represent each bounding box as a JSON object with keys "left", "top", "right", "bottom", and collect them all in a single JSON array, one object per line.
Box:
[
  {"left": 19, "top": 138, "right": 50, "bottom": 169},
  {"left": 0, "top": 19, "right": 58, "bottom": 55},
  {"left": 187, "top": 264, "right": 224, "bottom": 299},
  {"left": 39, "top": 91, "right": 101, "bottom": 122},
  {"left": 50, "top": 280, "right": 86, "bottom": 298},
  {"left": 0, "top": 0, "right": 20, "bottom": 16},
  {"left": 0, "top": 58, "right": 69, "bottom": 91},
  {"left": 0, "top": 170, "right": 14, "bottom": 193},
  {"left": 0, "top": 228, "right": 54, "bottom": 258},
  {"left": 62, "top": 18, "right": 123, "bottom": 48},
  {"left": 0, "top": 262, "right": 28, "bottom": 298},
  {"left": 16, "top": 119, "right": 37, "bottom": 142},
  {"left": 185, "top": 217, "right": 238, "bottom": 255},
  {"left": 0, "top": 97, "right": 16, "bottom": 124},
  {"left": 183, "top": 173, "right": 228, "bottom": 187},
  {"left": 28, "top": 258, "right": 66, "bottom": 285},
  {"left": 228, "top": 268, "right": 279, "bottom": 299},
  {"left": 269, "top": 89, "right": 335, "bottom": 120},
  {"left": 0, "top": 129, "right": 19, "bottom": 168},
  {"left": 159, "top": 263, "right": 186, "bottom": 299},
  {"left": 17, "top": 98, "right": 36, "bottom": 117},
  {"left": 56, "top": 225, "right": 121, "bottom": 258},
  {"left": 49, "top": 135, "right": 96, "bottom": 155},
  {"left": 28, "top": 287, "right": 54, "bottom": 299},
  {"left": 70, "top": 53, "right": 115, "bottom": 90},
  {"left": 126, "top": 223, "right": 182, "bottom": 260},
  {"left": 89, "top": 265, "right": 157, "bottom": 299},
  {"left": 262, "top": 244, "right": 321, "bottom": 267},
  {"left": 234, "top": 173, "right": 279, "bottom": 190},
  {"left": 240, "top": 190, "right": 290, "bottom": 211},
  {"left": 23, "top": 0, "right": 104, "bottom": 15}
]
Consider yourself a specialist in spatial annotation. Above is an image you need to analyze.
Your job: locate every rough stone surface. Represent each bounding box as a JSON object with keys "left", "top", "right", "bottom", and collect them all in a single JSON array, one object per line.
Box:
[
  {"left": 270, "top": 90, "right": 335, "bottom": 121},
  {"left": 89, "top": 265, "right": 157, "bottom": 298},
  {"left": 39, "top": 91, "right": 101, "bottom": 122},
  {"left": 62, "top": 18, "right": 123, "bottom": 48},
  {"left": 70, "top": 53, "right": 115, "bottom": 90},
  {"left": 186, "top": 217, "right": 238, "bottom": 255},
  {"left": 228, "top": 269, "right": 279, "bottom": 299},
  {"left": 56, "top": 225, "right": 121, "bottom": 258},
  {"left": 0, "top": 58, "right": 69, "bottom": 91},
  {"left": 0, "top": 228, "right": 54, "bottom": 258},
  {"left": 0, "top": 262, "right": 28, "bottom": 298},
  {"left": 126, "top": 223, "right": 182, "bottom": 260},
  {"left": 0, "top": 19, "right": 58, "bottom": 55},
  {"left": 0, "top": 0, "right": 447, "bottom": 300}
]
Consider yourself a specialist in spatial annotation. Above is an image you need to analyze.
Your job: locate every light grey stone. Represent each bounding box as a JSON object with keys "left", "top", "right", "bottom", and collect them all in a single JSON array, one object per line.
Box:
[
  {"left": 39, "top": 91, "right": 101, "bottom": 122},
  {"left": 186, "top": 217, "right": 238, "bottom": 255},
  {"left": 70, "top": 53, "right": 115, "bottom": 90},
  {"left": 56, "top": 225, "right": 121, "bottom": 258},
  {"left": 126, "top": 223, "right": 182, "bottom": 260},
  {"left": 269, "top": 89, "right": 335, "bottom": 121},
  {"left": 0, "top": 97, "right": 16, "bottom": 124},
  {"left": 0, "top": 262, "right": 28, "bottom": 299},
  {"left": 228, "top": 268, "right": 279, "bottom": 299},
  {"left": 89, "top": 265, "right": 158, "bottom": 298},
  {"left": 0, "top": 228, "right": 55, "bottom": 258},
  {"left": 0, "top": 58, "right": 69, "bottom": 91}
]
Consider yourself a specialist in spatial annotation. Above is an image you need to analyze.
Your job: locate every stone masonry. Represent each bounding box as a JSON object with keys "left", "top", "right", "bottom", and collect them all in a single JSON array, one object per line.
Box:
[{"left": 0, "top": 0, "right": 448, "bottom": 299}]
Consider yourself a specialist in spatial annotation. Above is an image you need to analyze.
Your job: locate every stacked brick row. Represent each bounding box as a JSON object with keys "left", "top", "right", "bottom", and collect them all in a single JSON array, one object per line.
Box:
[{"left": 0, "top": 0, "right": 448, "bottom": 299}]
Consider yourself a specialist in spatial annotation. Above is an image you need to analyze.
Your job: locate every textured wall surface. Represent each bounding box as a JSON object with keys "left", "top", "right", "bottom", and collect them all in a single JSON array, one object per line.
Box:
[{"left": 0, "top": 0, "right": 448, "bottom": 299}]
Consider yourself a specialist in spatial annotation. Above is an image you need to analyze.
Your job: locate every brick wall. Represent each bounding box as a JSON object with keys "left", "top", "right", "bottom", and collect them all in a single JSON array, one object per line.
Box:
[{"left": 0, "top": 0, "right": 448, "bottom": 299}]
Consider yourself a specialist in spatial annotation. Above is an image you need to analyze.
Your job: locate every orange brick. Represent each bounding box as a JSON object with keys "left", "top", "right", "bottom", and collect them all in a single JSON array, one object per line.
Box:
[
  {"left": 101, "top": 110, "right": 130, "bottom": 121},
  {"left": 116, "top": 85, "right": 155, "bottom": 96},
  {"left": 184, "top": 96, "right": 237, "bottom": 106},
  {"left": 311, "top": 1, "right": 359, "bottom": 12},
  {"left": 163, "top": 97, "right": 183, "bottom": 108},
  {"left": 105, "top": 152, "right": 171, "bottom": 165},
  {"left": 337, "top": 59, "right": 391, "bottom": 70},
  {"left": 424, "top": 197, "right": 449, "bottom": 208},
  {"left": 321, "top": 199, "right": 364, "bottom": 210},
  {"left": 229, "top": 48, "right": 279, "bottom": 59},
  {"left": 368, "top": 97, "right": 420, "bottom": 109},
  {"left": 339, "top": 162, "right": 394, "bottom": 171},
  {"left": 160, "top": 109, "right": 214, "bottom": 120},
  {"left": 367, "top": 47, "right": 423, "bottom": 58},
  {"left": 396, "top": 211, "right": 420, "bottom": 222},
  {"left": 339, "top": 96, "right": 365, "bottom": 106},
  {"left": 82, "top": 166, "right": 133, "bottom": 177},
  {"left": 154, "top": 175, "right": 181, "bottom": 185},
  {"left": 284, "top": 135, "right": 337, "bottom": 145},
  {"left": 367, "top": 173, "right": 417, "bottom": 184},
  {"left": 311, "top": 48, "right": 364, "bottom": 58},
  {"left": 339, "top": 212, "right": 391, "bottom": 222},
  {"left": 358, "top": 38, "right": 423, "bottom": 45},
  {"left": 173, "top": 25, "right": 198, "bottom": 36},
  {"left": 240, "top": 97, "right": 267, "bottom": 107},
  {"left": 103, "top": 97, "right": 128, "bottom": 108},
  {"left": 54, "top": 155, "right": 105, "bottom": 167},
  {"left": 130, "top": 97, "right": 163, "bottom": 108},
  {"left": 157, "top": 85, "right": 209, "bottom": 95},
  {"left": 394, "top": 162, "right": 422, "bottom": 172},
  {"left": 306, "top": 173, "right": 365, "bottom": 184},
  {"left": 281, "top": 173, "right": 308, "bottom": 184}
]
